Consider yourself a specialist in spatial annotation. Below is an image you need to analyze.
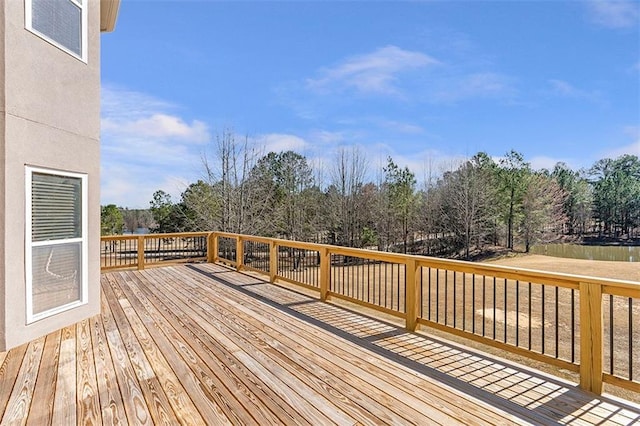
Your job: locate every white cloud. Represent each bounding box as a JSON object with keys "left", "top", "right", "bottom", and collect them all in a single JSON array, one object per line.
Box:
[
  {"left": 101, "top": 86, "right": 173, "bottom": 120},
  {"left": 257, "top": 133, "right": 309, "bottom": 153},
  {"left": 433, "top": 72, "right": 515, "bottom": 103},
  {"left": 100, "top": 86, "right": 211, "bottom": 208},
  {"left": 587, "top": 0, "right": 640, "bottom": 29},
  {"left": 101, "top": 163, "right": 188, "bottom": 209},
  {"left": 306, "top": 45, "right": 439, "bottom": 96},
  {"left": 548, "top": 79, "right": 601, "bottom": 102},
  {"left": 601, "top": 140, "right": 640, "bottom": 159},
  {"left": 102, "top": 114, "right": 209, "bottom": 143},
  {"left": 308, "top": 130, "right": 346, "bottom": 145},
  {"left": 378, "top": 120, "right": 425, "bottom": 135},
  {"left": 596, "top": 126, "right": 639, "bottom": 161},
  {"left": 529, "top": 156, "right": 573, "bottom": 171}
]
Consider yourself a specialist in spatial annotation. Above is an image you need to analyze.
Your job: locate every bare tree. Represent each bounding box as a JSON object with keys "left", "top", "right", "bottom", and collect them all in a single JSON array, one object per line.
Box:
[
  {"left": 434, "top": 153, "right": 497, "bottom": 259},
  {"left": 196, "top": 130, "right": 266, "bottom": 234},
  {"left": 328, "top": 147, "right": 368, "bottom": 247}
]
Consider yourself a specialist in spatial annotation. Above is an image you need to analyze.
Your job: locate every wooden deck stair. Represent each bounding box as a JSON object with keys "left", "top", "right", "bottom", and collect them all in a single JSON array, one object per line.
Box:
[{"left": 1, "top": 263, "right": 639, "bottom": 424}]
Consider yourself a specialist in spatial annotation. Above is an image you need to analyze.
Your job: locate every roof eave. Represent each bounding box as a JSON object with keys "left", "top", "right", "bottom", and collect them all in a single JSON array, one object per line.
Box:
[{"left": 100, "top": 0, "right": 121, "bottom": 33}]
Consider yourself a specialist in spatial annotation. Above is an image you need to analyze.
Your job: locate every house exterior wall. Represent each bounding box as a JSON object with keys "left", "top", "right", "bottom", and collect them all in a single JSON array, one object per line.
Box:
[
  {"left": 0, "top": 0, "right": 102, "bottom": 350},
  {"left": 0, "top": 2, "right": 6, "bottom": 347}
]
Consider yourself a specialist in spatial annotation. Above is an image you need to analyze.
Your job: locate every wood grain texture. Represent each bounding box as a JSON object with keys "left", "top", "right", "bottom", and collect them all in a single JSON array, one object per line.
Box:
[
  {"left": 100, "top": 285, "right": 153, "bottom": 425},
  {"left": 26, "top": 330, "right": 61, "bottom": 426},
  {"left": 52, "top": 327, "right": 77, "bottom": 425},
  {"left": 76, "top": 319, "right": 102, "bottom": 425},
  {"left": 111, "top": 273, "right": 206, "bottom": 426},
  {"left": 0, "top": 264, "right": 638, "bottom": 425},
  {"left": 115, "top": 273, "right": 235, "bottom": 425},
  {"left": 1, "top": 337, "right": 44, "bottom": 424},
  {"left": 0, "top": 343, "right": 28, "bottom": 419},
  {"left": 89, "top": 314, "right": 128, "bottom": 425},
  {"left": 102, "top": 276, "right": 179, "bottom": 425}
]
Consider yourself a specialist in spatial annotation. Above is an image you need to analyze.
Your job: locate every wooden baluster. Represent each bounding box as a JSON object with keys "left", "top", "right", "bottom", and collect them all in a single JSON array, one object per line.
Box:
[{"left": 269, "top": 241, "right": 278, "bottom": 283}]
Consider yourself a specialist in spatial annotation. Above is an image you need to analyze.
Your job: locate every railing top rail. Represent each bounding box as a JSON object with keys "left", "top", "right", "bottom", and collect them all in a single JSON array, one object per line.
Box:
[
  {"left": 239, "top": 235, "right": 273, "bottom": 245},
  {"left": 215, "top": 231, "right": 241, "bottom": 239},
  {"left": 101, "top": 231, "right": 640, "bottom": 292},
  {"left": 415, "top": 257, "right": 640, "bottom": 291},
  {"left": 101, "top": 232, "right": 211, "bottom": 241}
]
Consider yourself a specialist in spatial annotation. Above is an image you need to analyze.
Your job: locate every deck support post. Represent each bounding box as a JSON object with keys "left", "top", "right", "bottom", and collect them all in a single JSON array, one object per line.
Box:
[
  {"left": 579, "top": 281, "right": 603, "bottom": 394},
  {"left": 137, "top": 235, "right": 145, "bottom": 270},
  {"left": 320, "top": 247, "right": 330, "bottom": 301},
  {"left": 405, "top": 258, "right": 420, "bottom": 332},
  {"left": 269, "top": 241, "right": 278, "bottom": 283}
]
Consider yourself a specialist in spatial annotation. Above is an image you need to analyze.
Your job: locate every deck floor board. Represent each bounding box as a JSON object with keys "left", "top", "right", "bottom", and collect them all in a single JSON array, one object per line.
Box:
[
  {"left": 162, "top": 267, "right": 499, "bottom": 425},
  {"left": 0, "top": 263, "right": 638, "bottom": 425}
]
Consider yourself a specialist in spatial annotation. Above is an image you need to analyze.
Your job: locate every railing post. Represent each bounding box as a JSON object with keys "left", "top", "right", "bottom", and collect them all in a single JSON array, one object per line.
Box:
[
  {"left": 269, "top": 241, "right": 278, "bottom": 283},
  {"left": 137, "top": 235, "right": 145, "bottom": 270},
  {"left": 212, "top": 233, "right": 219, "bottom": 263},
  {"left": 236, "top": 236, "right": 244, "bottom": 271},
  {"left": 320, "top": 247, "right": 329, "bottom": 301},
  {"left": 405, "top": 258, "right": 420, "bottom": 331},
  {"left": 579, "top": 281, "right": 603, "bottom": 394},
  {"left": 206, "top": 233, "right": 215, "bottom": 263}
]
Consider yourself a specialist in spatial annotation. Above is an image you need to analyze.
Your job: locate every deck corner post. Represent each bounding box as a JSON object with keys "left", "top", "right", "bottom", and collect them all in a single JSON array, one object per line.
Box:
[
  {"left": 236, "top": 235, "right": 244, "bottom": 271},
  {"left": 137, "top": 235, "right": 145, "bottom": 270},
  {"left": 269, "top": 241, "right": 278, "bottom": 283},
  {"left": 405, "top": 258, "right": 420, "bottom": 332},
  {"left": 206, "top": 232, "right": 216, "bottom": 263},
  {"left": 579, "top": 281, "right": 603, "bottom": 394},
  {"left": 320, "top": 247, "right": 330, "bottom": 301}
]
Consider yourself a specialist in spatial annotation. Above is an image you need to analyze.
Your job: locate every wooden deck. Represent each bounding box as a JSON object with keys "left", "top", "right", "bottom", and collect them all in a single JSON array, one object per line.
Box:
[{"left": 1, "top": 264, "right": 639, "bottom": 425}]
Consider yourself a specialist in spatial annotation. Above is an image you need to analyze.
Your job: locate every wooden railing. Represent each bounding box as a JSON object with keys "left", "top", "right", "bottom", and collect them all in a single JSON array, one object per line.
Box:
[
  {"left": 101, "top": 231, "right": 640, "bottom": 395},
  {"left": 101, "top": 232, "right": 209, "bottom": 270}
]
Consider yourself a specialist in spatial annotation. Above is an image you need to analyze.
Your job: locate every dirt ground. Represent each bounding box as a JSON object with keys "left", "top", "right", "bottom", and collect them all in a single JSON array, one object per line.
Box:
[
  {"left": 259, "top": 251, "right": 640, "bottom": 401},
  {"left": 487, "top": 253, "right": 640, "bottom": 283},
  {"left": 475, "top": 254, "right": 639, "bottom": 402}
]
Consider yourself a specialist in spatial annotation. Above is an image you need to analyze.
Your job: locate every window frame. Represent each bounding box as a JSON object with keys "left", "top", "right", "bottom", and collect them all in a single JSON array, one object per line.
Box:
[
  {"left": 25, "top": 166, "right": 89, "bottom": 323},
  {"left": 24, "top": 0, "right": 88, "bottom": 63}
]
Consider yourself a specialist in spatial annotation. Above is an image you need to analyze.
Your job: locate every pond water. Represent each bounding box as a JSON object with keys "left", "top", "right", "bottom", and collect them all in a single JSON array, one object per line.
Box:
[{"left": 531, "top": 244, "right": 640, "bottom": 262}]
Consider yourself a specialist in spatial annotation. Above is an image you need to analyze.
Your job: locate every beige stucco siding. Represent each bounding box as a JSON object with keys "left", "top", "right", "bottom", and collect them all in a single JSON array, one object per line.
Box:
[
  {"left": 4, "top": 0, "right": 100, "bottom": 140},
  {"left": 0, "top": 0, "right": 102, "bottom": 350}
]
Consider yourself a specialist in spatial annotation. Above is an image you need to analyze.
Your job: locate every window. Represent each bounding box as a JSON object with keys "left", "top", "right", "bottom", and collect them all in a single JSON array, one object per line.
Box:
[
  {"left": 26, "top": 167, "right": 88, "bottom": 323},
  {"left": 25, "top": 0, "right": 88, "bottom": 62}
]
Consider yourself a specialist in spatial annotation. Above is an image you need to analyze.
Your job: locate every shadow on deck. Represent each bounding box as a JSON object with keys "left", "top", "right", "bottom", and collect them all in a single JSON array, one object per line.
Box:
[
  {"left": 0, "top": 263, "right": 638, "bottom": 425},
  {"left": 193, "top": 264, "right": 640, "bottom": 425}
]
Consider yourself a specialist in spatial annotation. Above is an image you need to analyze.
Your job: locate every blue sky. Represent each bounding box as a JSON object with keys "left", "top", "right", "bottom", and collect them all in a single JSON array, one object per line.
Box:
[{"left": 101, "top": 0, "right": 640, "bottom": 208}]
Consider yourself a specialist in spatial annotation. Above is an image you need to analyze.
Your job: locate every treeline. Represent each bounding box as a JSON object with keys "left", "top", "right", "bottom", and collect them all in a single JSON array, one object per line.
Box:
[
  {"left": 100, "top": 206, "right": 153, "bottom": 236},
  {"left": 102, "top": 132, "right": 640, "bottom": 259}
]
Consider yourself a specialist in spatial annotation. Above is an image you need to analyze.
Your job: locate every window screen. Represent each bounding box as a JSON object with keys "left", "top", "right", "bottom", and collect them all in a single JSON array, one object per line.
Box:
[
  {"left": 27, "top": 168, "right": 87, "bottom": 321},
  {"left": 31, "top": 243, "right": 81, "bottom": 315},
  {"left": 27, "top": 0, "right": 86, "bottom": 60}
]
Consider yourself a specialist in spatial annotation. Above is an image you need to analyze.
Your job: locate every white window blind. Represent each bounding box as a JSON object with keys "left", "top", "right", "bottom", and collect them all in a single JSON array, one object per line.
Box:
[
  {"left": 32, "top": 172, "right": 82, "bottom": 241},
  {"left": 26, "top": 167, "right": 88, "bottom": 322},
  {"left": 26, "top": 0, "right": 87, "bottom": 61}
]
